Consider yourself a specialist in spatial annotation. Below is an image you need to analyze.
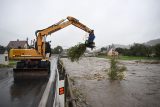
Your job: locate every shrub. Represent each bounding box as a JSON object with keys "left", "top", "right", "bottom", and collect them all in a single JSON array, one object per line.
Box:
[
  {"left": 108, "top": 57, "right": 126, "bottom": 80},
  {"left": 67, "top": 43, "right": 86, "bottom": 62}
]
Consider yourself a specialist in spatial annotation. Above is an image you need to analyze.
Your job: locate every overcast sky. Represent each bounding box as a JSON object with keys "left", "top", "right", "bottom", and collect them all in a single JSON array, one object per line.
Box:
[{"left": 0, "top": 0, "right": 160, "bottom": 48}]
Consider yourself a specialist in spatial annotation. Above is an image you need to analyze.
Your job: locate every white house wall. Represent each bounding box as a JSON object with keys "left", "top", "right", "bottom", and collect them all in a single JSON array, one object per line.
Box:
[
  {"left": 0, "top": 55, "right": 4, "bottom": 64},
  {"left": 0, "top": 54, "right": 9, "bottom": 65}
]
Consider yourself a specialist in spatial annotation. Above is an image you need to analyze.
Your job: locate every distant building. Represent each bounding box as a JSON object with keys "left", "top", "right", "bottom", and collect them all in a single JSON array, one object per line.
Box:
[
  {"left": 0, "top": 49, "right": 9, "bottom": 65},
  {"left": 7, "top": 39, "right": 29, "bottom": 50},
  {"left": 107, "top": 48, "right": 119, "bottom": 57}
]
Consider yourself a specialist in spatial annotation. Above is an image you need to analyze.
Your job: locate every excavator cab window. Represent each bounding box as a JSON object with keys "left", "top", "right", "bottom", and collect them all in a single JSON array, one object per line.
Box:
[{"left": 45, "top": 42, "right": 51, "bottom": 57}]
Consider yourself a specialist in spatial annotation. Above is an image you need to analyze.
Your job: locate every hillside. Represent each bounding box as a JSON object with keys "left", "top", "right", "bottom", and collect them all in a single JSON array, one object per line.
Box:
[{"left": 145, "top": 38, "right": 160, "bottom": 46}]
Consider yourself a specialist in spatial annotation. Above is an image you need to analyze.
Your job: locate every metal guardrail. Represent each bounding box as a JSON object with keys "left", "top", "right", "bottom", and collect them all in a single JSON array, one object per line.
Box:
[
  {"left": 38, "top": 56, "right": 77, "bottom": 107},
  {"left": 65, "top": 74, "right": 76, "bottom": 107},
  {"left": 38, "top": 58, "right": 58, "bottom": 107}
]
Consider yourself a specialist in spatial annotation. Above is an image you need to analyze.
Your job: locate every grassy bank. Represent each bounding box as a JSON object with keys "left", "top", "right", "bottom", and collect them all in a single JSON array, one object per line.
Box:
[
  {"left": 118, "top": 56, "right": 160, "bottom": 60},
  {"left": 97, "top": 55, "right": 160, "bottom": 60},
  {"left": 0, "top": 60, "right": 16, "bottom": 68}
]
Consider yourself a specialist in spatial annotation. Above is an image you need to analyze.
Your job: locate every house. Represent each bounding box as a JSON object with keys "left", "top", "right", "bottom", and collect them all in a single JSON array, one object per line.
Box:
[
  {"left": 7, "top": 39, "right": 29, "bottom": 50},
  {"left": 107, "top": 48, "right": 119, "bottom": 57},
  {"left": 0, "top": 49, "right": 9, "bottom": 65}
]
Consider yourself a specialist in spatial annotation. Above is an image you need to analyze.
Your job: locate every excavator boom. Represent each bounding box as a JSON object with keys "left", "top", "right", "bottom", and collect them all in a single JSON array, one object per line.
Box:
[{"left": 36, "top": 16, "right": 93, "bottom": 57}]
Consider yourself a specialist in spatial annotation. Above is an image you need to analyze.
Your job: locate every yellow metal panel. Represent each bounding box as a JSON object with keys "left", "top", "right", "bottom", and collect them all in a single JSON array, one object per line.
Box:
[{"left": 9, "top": 49, "right": 43, "bottom": 60}]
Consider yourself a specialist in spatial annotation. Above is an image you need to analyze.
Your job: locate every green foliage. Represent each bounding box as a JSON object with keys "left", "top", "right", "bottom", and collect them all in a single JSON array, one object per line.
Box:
[
  {"left": 154, "top": 44, "right": 160, "bottom": 57},
  {"left": 101, "top": 47, "right": 107, "bottom": 52},
  {"left": 52, "top": 46, "right": 63, "bottom": 54},
  {"left": 108, "top": 57, "right": 126, "bottom": 80},
  {"left": 9, "top": 60, "right": 16, "bottom": 66},
  {"left": 0, "top": 61, "right": 16, "bottom": 68},
  {"left": 0, "top": 64, "right": 12, "bottom": 68},
  {"left": 67, "top": 43, "right": 86, "bottom": 62},
  {"left": 108, "top": 58, "right": 118, "bottom": 80},
  {"left": 118, "top": 56, "right": 157, "bottom": 60},
  {"left": 115, "top": 44, "right": 153, "bottom": 57},
  {"left": 116, "top": 48, "right": 131, "bottom": 56},
  {"left": 0, "top": 45, "right": 6, "bottom": 50},
  {"left": 99, "top": 43, "right": 160, "bottom": 59},
  {"left": 97, "top": 54, "right": 160, "bottom": 60},
  {"left": 115, "top": 48, "right": 125, "bottom": 55},
  {"left": 130, "top": 43, "right": 151, "bottom": 57}
]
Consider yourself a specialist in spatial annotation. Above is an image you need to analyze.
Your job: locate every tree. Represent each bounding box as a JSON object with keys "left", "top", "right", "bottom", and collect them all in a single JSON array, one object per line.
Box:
[
  {"left": 52, "top": 46, "right": 63, "bottom": 54},
  {"left": 144, "top": 45, "right": 152, "bottom": 57},
  {"left": 129, "top": 43, "right": 150, "bottom": 57},
  {"left": 115, "top": 48, "right": 124, "bottom": 55},
  {"left": 101, "top": 47, "right": 107, "bottom": 52},
  {"left": 154, "top": 44, "right": 160, "bottom": 57},
  {"left": 0, "top": 45, "right": 6, "bottom": 51}
]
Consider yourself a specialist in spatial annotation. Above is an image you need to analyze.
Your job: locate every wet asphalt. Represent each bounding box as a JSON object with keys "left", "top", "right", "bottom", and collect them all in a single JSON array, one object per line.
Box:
[{"left": 0, "top": 68, "right": 47, "bottom": 107}]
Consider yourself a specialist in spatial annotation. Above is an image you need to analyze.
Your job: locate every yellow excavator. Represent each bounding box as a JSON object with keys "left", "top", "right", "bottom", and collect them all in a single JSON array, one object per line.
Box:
[{"left": 9, "top": 16, "right": 95, "bottom": 81}]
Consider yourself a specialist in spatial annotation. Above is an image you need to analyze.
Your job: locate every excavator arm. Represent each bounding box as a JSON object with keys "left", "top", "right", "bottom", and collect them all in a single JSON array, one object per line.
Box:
[
  {"left": 36, "top": 16, "right": 94, "bottom": 57},
  {"left": 36, "top": 16, "right": 92, "bottom": 36}
]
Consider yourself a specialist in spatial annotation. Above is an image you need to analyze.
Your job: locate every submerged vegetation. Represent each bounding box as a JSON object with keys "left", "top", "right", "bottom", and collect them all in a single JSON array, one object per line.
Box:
[
  {"left": 108, "top": 57, "right": 127, "bottom": 80},
  {"left": 67, "top": 43, "right": 86, "bottom": 62}
]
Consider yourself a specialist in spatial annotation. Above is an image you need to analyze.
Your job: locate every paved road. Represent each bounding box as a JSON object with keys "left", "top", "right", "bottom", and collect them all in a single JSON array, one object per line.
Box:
[{"left": 0, "top": 68, "right": 47, "bottom": 107}]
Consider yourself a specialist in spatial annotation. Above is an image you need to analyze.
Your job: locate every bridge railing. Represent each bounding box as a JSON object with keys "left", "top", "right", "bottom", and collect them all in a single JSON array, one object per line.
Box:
[{"left": 38, "top": 56, "right": 76, "bottom": 107}]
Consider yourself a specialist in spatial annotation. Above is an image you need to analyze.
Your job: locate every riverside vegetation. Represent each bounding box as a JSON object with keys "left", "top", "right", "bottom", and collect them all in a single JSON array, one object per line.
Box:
[
  {"left": 108, "top": 57, "right": 127, "bottom": 80},
  {"left": 67, "top": 43, "right": 86, "bottom": 62}
]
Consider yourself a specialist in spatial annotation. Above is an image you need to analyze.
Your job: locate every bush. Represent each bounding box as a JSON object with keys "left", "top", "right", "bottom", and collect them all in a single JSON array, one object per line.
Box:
[
  {"left": 108, "top": 57, "right": 126, "bottom": 80},
  {"left": 67, "top": 43, "right": 86, "bottom": 62},
  {"left": 52, "top": 46, "right": 63, "bottom": 54},
  {"left": 154, "top": 44, "right": 160, "bottom": 57}
]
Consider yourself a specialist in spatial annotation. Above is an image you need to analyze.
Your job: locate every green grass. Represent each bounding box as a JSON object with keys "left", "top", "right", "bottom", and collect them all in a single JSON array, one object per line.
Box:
[
  {"left": 0, "top": 60, "right": 16, "bottom": 68},
  {"left": 118, "top": 56, "right": 160, "bottom": 60},
  {"left": 97, "top": 55, "right": 160, "bottom": 60},
  {"left": 9, "top": 60, "right": 16, "bottom": 66}
]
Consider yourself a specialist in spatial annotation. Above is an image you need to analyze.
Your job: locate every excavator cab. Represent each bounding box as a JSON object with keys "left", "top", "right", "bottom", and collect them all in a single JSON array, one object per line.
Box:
[
  {"left": 45, "top": 42, "right": 51, "bottom": 57},
  {"left": 35, "top": 41, "right": 51, "bottom": 57}
]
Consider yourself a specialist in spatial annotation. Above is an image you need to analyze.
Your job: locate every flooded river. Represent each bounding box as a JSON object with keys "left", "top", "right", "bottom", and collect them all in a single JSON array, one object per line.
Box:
[{"left": 62, "top": 57, "right": 160, "bottom": 107}]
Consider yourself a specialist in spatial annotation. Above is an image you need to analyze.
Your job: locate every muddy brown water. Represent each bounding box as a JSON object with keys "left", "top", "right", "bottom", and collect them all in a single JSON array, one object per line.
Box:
[
  {"left": 62, "top": 57, "right": 160, "bottom": 107},
  {"left": 0, "top": 68, "right": 47, "bottom": 107}
]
